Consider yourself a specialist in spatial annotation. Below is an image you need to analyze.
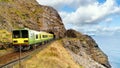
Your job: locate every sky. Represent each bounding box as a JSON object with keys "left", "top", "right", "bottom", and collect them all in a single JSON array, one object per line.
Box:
[{"left": 36, "top": 0, "right": 120, "bottom": 36}]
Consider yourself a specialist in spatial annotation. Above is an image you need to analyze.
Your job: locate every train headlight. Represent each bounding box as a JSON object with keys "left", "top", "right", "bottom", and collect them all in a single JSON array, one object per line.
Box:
[
  {"left": 24, "top": 40, "right": 28, "bottom": 42},
  {"left": 13, "top": 40, "right": 17, "bottom": 43}
]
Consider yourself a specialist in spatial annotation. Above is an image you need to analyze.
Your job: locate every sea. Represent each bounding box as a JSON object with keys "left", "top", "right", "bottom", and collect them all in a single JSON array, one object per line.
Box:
[{"left": 92, "top": 35, "right": 120, "bottom": 68}]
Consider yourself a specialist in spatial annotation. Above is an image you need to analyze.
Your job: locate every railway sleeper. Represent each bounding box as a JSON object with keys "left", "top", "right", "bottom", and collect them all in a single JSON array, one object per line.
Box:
[{"left": 14, "top": 46, "right": 30, "bottom": 51}]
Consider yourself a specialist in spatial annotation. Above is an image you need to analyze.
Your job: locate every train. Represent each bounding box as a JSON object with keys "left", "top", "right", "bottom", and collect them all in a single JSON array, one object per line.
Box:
[{"left": 12, "top": 28, "right": 54, "bottom": 51}]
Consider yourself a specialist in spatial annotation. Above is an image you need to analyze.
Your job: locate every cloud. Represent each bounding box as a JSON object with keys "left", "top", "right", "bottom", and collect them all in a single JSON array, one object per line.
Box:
[
  {"left": 96, "top": 26, "right": 120, "bottom": 35},
  {"left": 36, "top": 0, "right": 96, "bottom": 10},
  {"left": 75, "top": 25, "right": 120, "bottom": 35},
  {"left": 60, "top": 0, "right": 120, "bottom": 25},
  {"left": 104, "top": 18, "right": 113, "bottom": 23},
  {"left": 37, "top": 0, "right": 120, "bottom": 25}
]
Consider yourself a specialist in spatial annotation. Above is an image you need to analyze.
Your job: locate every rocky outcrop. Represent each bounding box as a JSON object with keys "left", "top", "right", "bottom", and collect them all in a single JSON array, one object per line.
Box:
[
  {"left": 39, "top": 6, "right": 66, "bottom": 38},
  {"left": 64, "top": 29, "right": 111, "bottom": 68},
  {"left": 0, "top": 0, "right": 66, "bottom": 38}
]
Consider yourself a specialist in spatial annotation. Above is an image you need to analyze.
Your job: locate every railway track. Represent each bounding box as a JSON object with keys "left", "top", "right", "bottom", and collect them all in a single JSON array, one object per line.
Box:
[{"left": 0, "top": 40, "right": 53, "bottom": 68}]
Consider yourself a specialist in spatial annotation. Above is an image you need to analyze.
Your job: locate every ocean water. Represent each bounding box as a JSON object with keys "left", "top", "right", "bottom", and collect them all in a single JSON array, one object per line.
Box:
[{"left": 92, "top": 35, "right": 120, "bottom": 68}]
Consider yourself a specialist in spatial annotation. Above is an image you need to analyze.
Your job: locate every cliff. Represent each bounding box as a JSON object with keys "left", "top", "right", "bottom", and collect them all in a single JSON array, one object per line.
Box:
[
  {"left": 64, "top": 29, "right": 111, "bottom": 68},
  {"left": 0, "top": 0, "right": 111, "bottom": 68},
  {"left": 0, "top": 0, "right": 66, "bottom": 38}
]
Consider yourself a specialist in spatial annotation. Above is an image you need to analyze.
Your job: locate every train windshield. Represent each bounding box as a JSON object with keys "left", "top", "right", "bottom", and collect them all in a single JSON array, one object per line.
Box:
[
  {"left": 13, "top": 30, "right": 20, "bottom": 38},
  {"left": 13, "top": 30, "right": 28, "bottom": 38},
  {"left": 21, "top": 30, "right": 28, "bottom": 38}
]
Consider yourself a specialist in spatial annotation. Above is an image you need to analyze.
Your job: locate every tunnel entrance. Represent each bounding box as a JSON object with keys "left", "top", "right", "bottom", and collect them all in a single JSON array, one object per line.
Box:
[{"left": 49, "top": 32, "right": 55, "bottom": 39}]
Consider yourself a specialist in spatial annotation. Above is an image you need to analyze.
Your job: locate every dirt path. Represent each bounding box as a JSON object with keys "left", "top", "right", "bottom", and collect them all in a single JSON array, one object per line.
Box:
[{"left": 0, "top": 48, "right": 14, "bottom": 57}]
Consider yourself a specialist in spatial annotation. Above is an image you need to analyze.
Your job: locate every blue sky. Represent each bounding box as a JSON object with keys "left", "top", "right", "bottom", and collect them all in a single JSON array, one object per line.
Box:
[
  {"left": 37, "top": 0, "right": 120, "bottom": 36},
  {"left": 98, "top": 0, "right": 106, "bottom": 3}
]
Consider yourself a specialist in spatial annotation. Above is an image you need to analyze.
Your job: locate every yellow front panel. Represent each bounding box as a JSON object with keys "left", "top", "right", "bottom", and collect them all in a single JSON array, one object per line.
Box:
[{"left": 13, "top": 38, "right": 28, "bottom": 44}]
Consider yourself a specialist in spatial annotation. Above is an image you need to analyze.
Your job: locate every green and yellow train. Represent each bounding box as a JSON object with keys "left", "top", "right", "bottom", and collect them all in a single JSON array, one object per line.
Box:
[{"left": 12, "top": 28, "right": 54, "bottom": 51}]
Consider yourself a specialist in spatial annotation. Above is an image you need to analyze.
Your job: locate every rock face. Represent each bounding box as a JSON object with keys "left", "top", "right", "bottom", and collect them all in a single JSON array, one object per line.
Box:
[
  {"left": 64, "top": 29, "right": 111, "bottom": 68},
  {"left": 0, "top": 0, "right": 66, "bottom": 38}
]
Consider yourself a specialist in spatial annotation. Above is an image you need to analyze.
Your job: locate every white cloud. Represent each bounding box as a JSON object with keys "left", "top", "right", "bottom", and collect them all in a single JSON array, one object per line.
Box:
[
  {"left": 104, "top": 18, "right": 113, "bottom": 23},
  {"left": 37, "top": 0, "right": 120, "bottom": 25},
  {"left": 60, "top": 0, "right": 120, "bottom": 25},
  {"left": 75, "top": 25, "right": 120, "bottom": 35},
  {"left": 36, "top": 0, "right": 96, "bottom": 10},
  {"left": 96, "top": 26, "right": 120, "bottom": 35}
]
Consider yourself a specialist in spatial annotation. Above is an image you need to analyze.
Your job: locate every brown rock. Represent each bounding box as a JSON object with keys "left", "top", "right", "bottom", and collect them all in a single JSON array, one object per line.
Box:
[
  {"left": 83, "top": 35, "right": 111, "bottom": 68},
  {"left": 65, "top": 29, "right": 83, "bottom": 38},
  {"left": 64, "top": 29, "right": 111, "bottom": 68}
]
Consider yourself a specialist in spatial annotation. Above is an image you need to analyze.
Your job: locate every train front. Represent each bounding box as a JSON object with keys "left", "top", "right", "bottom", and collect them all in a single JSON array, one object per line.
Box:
[{"left": 12, "top": 29, "right": 30, "bottom": 50}]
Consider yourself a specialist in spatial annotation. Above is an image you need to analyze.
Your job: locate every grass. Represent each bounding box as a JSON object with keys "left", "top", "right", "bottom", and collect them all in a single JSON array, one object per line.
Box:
[
  {"left": 0, "top": 48, "right": 14, "bottom": 57},
  {"left": 0, "top": 29, "right": 12, "bottom": 43},
  {"left": 0, "top": 0, "right": 45, "bottom": 30},
  {"left": 14, "top": 40, "right": 82, "bottom": 68},
  {"left": 0, "top": 29, "right": 12, "bottom": 49},
  {"left": 0, "top": 0, "right": 8, "bottom": 2}
]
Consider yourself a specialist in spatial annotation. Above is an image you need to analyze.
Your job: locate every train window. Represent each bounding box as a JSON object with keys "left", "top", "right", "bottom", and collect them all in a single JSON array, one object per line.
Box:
[
  {"left": 42, "top": 35, "right": 44, "bottom": 38},
  {"left": 36, "top": 34, "right": 38, "bottom": 39},
  {"left": 43, "top": 35, "right": 48, "bottom": 38},
  {"left": 13, "top": 31, "right": 20, "bottom": 38},
  {"left": 39, "top": 34, "right": 41, "bottom": 38},
  {"left": 21, "top": 30, "right": 28, "bottom": 38}
]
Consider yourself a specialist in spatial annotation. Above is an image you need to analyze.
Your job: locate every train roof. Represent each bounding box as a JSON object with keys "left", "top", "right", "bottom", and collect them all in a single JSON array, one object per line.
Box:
[
  {"left": 12, "top": 28, "right": 51, "bottom": 34},
  {"left": 12, "top": 28, "right": 29, "bottom": 31}
]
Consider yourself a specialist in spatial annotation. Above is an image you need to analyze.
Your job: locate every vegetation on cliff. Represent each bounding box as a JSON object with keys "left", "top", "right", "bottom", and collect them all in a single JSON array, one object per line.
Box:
[
  {"left": 0, "top": 30, "right": 12, "bottom": 49},
  {"left": 0, "top": 0, "right": 66, "bottom": 38},
  {"left": 14, "top": 41, "right": 82, "bottom": 68}
]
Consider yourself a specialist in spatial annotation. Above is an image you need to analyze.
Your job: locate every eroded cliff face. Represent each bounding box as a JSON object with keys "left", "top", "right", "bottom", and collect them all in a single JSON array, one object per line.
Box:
[
  {"left": 64, "top": 29, "right": 111, "bottom": 68},
  {"left": 0, "top": 0, "right": 66, "bottom": 38}
]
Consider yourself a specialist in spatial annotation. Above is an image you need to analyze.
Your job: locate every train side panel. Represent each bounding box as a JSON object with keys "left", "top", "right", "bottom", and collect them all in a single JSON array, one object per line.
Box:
[
  {"left": 40, "top": 32, "right": 54, "bottom": 42},
  {"left": 34, "top": 31, "right": 42, "bottom": 44},
  {"left": 48, "top": 34, "right": 54, "bottom": 40},
  {"left": 28, "top": 30, "right": 42, "bottom": 45},
  {"left": 28, "top": 30, "right": 35, "bottom": 45}
]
